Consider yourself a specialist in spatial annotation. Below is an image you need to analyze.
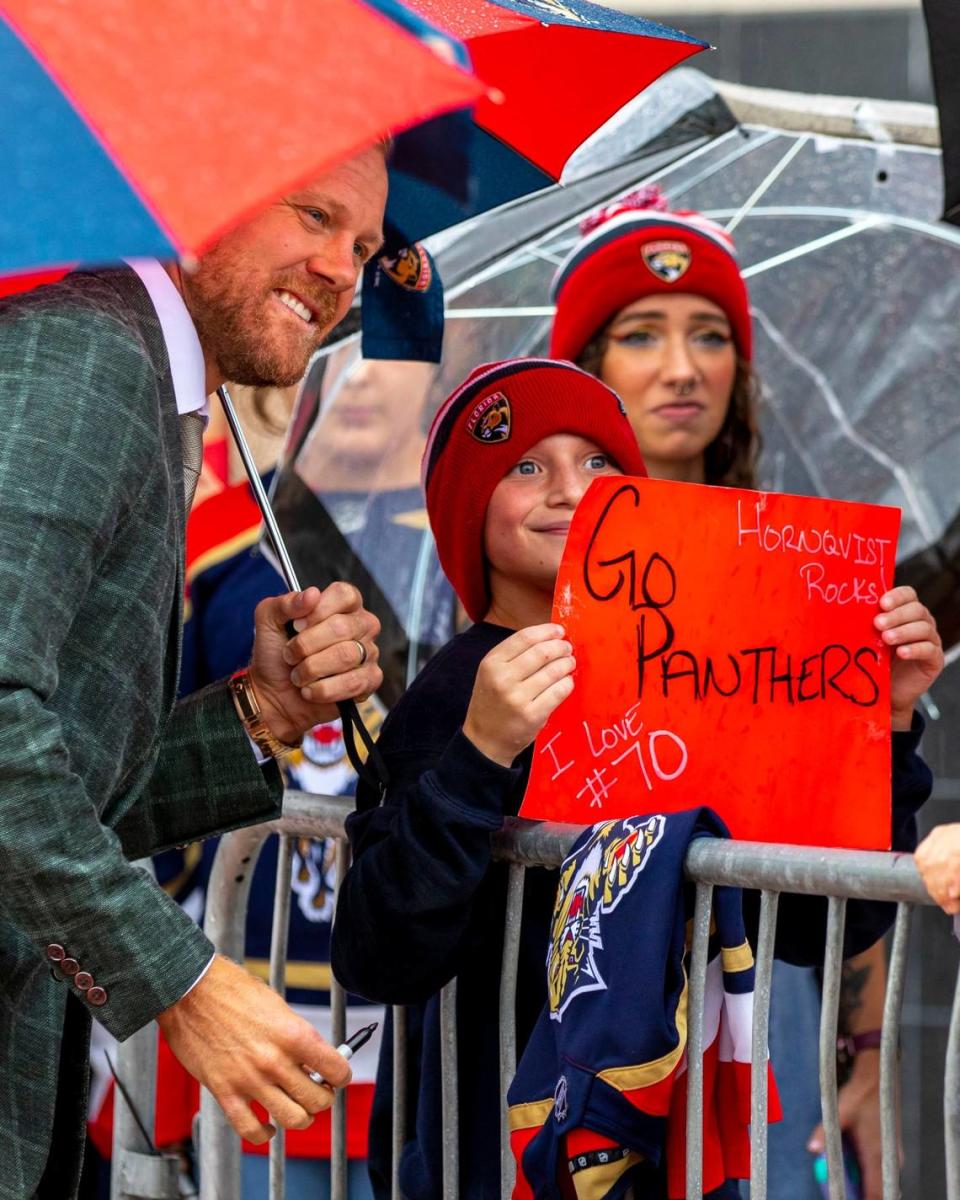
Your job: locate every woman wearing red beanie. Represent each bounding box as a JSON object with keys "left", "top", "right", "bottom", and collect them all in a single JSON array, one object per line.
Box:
[
  {"left": 550, "top": 185, "right": 759, "bottom": 490},
  {"left": 331, "top": 356, "right": 934, "bottom": 1200},
  {"left": 550, "top": 189, "right": 934, "bottom": 1200}
]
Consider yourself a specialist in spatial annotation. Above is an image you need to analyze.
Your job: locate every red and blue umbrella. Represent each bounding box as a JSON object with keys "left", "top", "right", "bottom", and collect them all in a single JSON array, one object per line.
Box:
[
  {"left": 0, "top": 0, "right": 484, "bottom": 287},
  {"left": 2, "top": 0, "right": 707, "bottom": 284},
  {"left": 384, "top": 0, "right": 709, "bottom": 243}
]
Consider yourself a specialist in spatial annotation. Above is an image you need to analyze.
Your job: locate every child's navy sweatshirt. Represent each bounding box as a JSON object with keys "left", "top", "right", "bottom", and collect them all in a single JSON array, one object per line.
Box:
[{"left": 331, "top": 621, "right": 932, "bottom": 1200}]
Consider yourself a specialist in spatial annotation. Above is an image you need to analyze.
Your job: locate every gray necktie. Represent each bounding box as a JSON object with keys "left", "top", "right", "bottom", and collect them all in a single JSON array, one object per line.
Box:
[{"left": 179, "top": 410, "right": 205, "bottom": 512}]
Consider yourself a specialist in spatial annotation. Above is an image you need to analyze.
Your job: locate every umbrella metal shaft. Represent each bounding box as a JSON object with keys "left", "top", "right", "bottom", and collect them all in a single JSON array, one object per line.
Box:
[
  {"left": 216, "top": 384, "right": 301, "bottom": 592},
  {"left": 216, "top": 386, "right": 389, "bottom": 798}
]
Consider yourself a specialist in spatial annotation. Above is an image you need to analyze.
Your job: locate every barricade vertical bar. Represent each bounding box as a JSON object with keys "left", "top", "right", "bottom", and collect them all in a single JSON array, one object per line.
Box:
[
  {"left": 269, "top": 835, "right": 295, "bottom": 1200},
  {"left": 818, "top": 897, "right": 847, "bottom": 1200},
  {"left": 111, "top": 1022, "right": 181, "bottom": 1200},
  {"left": 331, "top": 839, "right": 350, "bottom": 1200},
  {"left": 112, "top": 859, "right": 180, "bottom": 1200},
  {"left": 440, "top": 979, "right": 460, "bottom": 1200},
  {"left": 200, "top": 1078, "right": 239, "bottom": 1199},
  {"left": 749, "top": 889, "right": 779, "bottom": 1200},
  {"left": 500, "top": 863, "right": 526, "bottom": 1198},
  {"left": 392, "top": 1005, "right": 408, "bottom": 1200},
  {"left": 880, "top": 903, "right": 911, "bottom": 1200},
  {"left": 685, "top": 882, "right": 713, "bottom": 1200},
  {"left": 201, "top": 825, "right": 272, "bottom": 1199},
  {"left": 945, "top": 954, "right": 960, "bottom": 1200}
]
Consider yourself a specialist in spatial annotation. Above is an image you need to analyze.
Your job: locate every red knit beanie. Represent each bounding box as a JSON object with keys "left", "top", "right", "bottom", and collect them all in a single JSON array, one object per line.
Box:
[
  {"left": 549, "top": 186, "right": 752, "bottom": 364},
  {"left": 422, "top": 358, "right": 646, "bottom": 622}
]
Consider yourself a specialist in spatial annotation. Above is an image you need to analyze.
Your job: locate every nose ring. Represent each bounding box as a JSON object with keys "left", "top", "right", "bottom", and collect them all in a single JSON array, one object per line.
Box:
[{"left": 673, "top": 380, "right": 695, "bottom": 397}]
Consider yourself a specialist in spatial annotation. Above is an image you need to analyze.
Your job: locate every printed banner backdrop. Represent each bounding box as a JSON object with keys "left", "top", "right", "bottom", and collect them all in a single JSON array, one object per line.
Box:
[{"left": 520, "top": 477, "right": 902, "bottom": 848}]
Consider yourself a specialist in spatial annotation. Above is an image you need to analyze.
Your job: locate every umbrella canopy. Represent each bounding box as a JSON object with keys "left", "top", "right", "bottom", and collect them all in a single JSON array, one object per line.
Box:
[
  {"left": 0, "top": 0, "right": 483, "bottom": 278},
  {"left": 414, "top": 0, "right": 706, "bottom": 178},
  {"left": 384, "top": 0, "right": 708, "bottom": 244}
]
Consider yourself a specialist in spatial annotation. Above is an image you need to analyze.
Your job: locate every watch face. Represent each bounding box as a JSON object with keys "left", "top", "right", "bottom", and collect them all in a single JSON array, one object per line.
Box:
[{"left": 230, "top": 671, "right": 290, "bottom": 757}]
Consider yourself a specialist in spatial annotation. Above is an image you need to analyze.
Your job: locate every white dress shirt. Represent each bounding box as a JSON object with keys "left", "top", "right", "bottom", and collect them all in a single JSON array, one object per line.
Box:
[{"left": 126, "top": 258, "right": 208, "bottom": 420}]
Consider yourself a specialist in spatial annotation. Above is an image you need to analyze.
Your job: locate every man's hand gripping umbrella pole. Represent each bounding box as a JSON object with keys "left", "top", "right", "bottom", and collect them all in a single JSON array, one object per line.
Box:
[{"left": 216, "top": 383, "right": 389, "bottom": 796}]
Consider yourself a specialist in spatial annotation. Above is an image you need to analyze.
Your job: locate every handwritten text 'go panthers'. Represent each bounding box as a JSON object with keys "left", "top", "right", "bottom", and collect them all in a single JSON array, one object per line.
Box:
[{"left": 583, "top": 484, "right": 881, "bottom": 708}]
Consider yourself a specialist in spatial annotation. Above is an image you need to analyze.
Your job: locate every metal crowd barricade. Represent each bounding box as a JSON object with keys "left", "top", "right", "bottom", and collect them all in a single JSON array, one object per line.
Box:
[{"left": 112, "top": 790, "right": 960, "bottom": 1200}]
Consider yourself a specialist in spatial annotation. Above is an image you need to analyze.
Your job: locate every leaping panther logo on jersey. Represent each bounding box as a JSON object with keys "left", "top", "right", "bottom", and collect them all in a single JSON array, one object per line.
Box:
[
  {"left": 548, "top": 814, "right": 666, "bottom": 1021},
  {"left": 290, "top": 838, "right": 337, "bottom": 923}
]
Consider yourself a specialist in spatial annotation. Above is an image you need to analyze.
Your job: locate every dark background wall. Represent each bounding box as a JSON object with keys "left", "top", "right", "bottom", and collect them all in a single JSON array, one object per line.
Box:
[{"left": 627, "top": 4, "right": 934, "bottom": 101}]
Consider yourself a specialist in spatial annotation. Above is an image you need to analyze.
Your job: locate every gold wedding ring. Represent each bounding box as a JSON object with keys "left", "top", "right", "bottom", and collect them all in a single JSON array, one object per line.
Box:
[{"left": 354, "top": 640, "right": 368, "bottom": 667}]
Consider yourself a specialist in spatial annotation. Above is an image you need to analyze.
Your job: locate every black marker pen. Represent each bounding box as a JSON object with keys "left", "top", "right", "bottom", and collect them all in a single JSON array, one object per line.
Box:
[{"left": 305, "top": 1021, "right": 379, "bottom": 1085}]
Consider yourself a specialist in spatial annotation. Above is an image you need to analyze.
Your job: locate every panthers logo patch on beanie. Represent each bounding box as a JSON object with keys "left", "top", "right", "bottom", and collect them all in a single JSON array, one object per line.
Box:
[
  {"left": 466, "top": 391, "right": 512, "bottom": 443},
  {"left": 641, "top": 240, "right": 691, "bottom": 283}
]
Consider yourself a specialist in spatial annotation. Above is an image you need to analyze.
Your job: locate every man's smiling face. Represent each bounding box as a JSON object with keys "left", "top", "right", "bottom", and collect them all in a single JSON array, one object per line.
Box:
[{"left": 180, "top": 146, "right": 387, "bottom": 389}]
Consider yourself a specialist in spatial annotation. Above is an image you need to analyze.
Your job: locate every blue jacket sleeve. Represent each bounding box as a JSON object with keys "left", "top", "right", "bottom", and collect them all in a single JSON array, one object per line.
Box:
[
  {"left": 331, "top": 729, "right": 521, "bottom": 1005},
  {"left": 764, "top": 716, "right": 932, "bottom": 965}
]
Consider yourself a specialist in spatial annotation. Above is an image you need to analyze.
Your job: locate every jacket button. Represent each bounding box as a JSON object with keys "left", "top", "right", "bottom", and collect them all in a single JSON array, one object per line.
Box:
[
  {"left": 61, "top": 958, "right": 80, "bottom": 976},
  {"left": 74, "top": 972, "right": 94, "bottom": 991},
  {"left": 46, "top": 944, "right": 65, "bottom": 963},
  {"left": 86, "top": 986, "right": 108, "bottom": 1007}
]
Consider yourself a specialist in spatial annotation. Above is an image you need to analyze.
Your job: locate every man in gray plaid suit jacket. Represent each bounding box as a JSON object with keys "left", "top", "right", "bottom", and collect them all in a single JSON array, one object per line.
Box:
[{"left": 0, "top": 144, "right": 390, "bottom": 1197}]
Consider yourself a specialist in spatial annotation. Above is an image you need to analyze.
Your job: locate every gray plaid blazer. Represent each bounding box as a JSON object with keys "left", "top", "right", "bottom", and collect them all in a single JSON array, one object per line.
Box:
[{"left": 0, "top": 269, "right": 283, "bottom": 1197}]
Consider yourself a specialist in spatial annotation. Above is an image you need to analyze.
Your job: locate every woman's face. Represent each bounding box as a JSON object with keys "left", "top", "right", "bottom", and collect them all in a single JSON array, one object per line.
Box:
[{"left": 597, "top": 294, "right": 737, "bottom": 481}]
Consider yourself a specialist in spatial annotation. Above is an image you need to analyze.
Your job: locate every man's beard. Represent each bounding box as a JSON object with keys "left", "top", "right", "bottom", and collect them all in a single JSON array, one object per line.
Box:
[{"left": 183, "top": 258, "right": 338, "bottom": 388}]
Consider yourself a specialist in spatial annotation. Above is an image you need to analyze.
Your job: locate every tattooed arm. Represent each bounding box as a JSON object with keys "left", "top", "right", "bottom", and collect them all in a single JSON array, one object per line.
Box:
[
  {"left": 839, "top": 942, "right": 886, "bottom": 1046},
  {"left": 808, "top": 940, "right": 888, "bottom": 1200}
]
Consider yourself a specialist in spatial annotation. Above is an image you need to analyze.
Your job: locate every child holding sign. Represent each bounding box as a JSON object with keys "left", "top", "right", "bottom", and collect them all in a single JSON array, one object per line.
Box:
[
  {"left": 332, "top": 358, "right": 938, "bottom": 1200},
  {"left": 550, "top": 188, "right": 945, "bottom": 1200}
]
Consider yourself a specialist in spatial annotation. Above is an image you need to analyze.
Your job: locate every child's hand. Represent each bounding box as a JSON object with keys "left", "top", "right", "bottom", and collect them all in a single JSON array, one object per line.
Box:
[
  {"left": 463, "top": 624, "right": 575, "bottom": 767},
  {"left": 874, "top": 586, "right": 943, "bottom": 730},
  {"left": 915, "top": 824, "right": 960, "bottom": 914}
]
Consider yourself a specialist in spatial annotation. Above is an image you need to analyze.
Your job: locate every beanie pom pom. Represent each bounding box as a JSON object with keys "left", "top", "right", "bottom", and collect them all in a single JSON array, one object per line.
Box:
[{"left": 579, "top": 185, "right": 670, "bottom": 235}]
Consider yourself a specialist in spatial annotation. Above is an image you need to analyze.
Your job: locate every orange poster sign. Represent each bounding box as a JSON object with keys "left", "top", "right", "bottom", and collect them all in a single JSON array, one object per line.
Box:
[{"left": 520, "top": 477, "right": 902, "bottom": 849}]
